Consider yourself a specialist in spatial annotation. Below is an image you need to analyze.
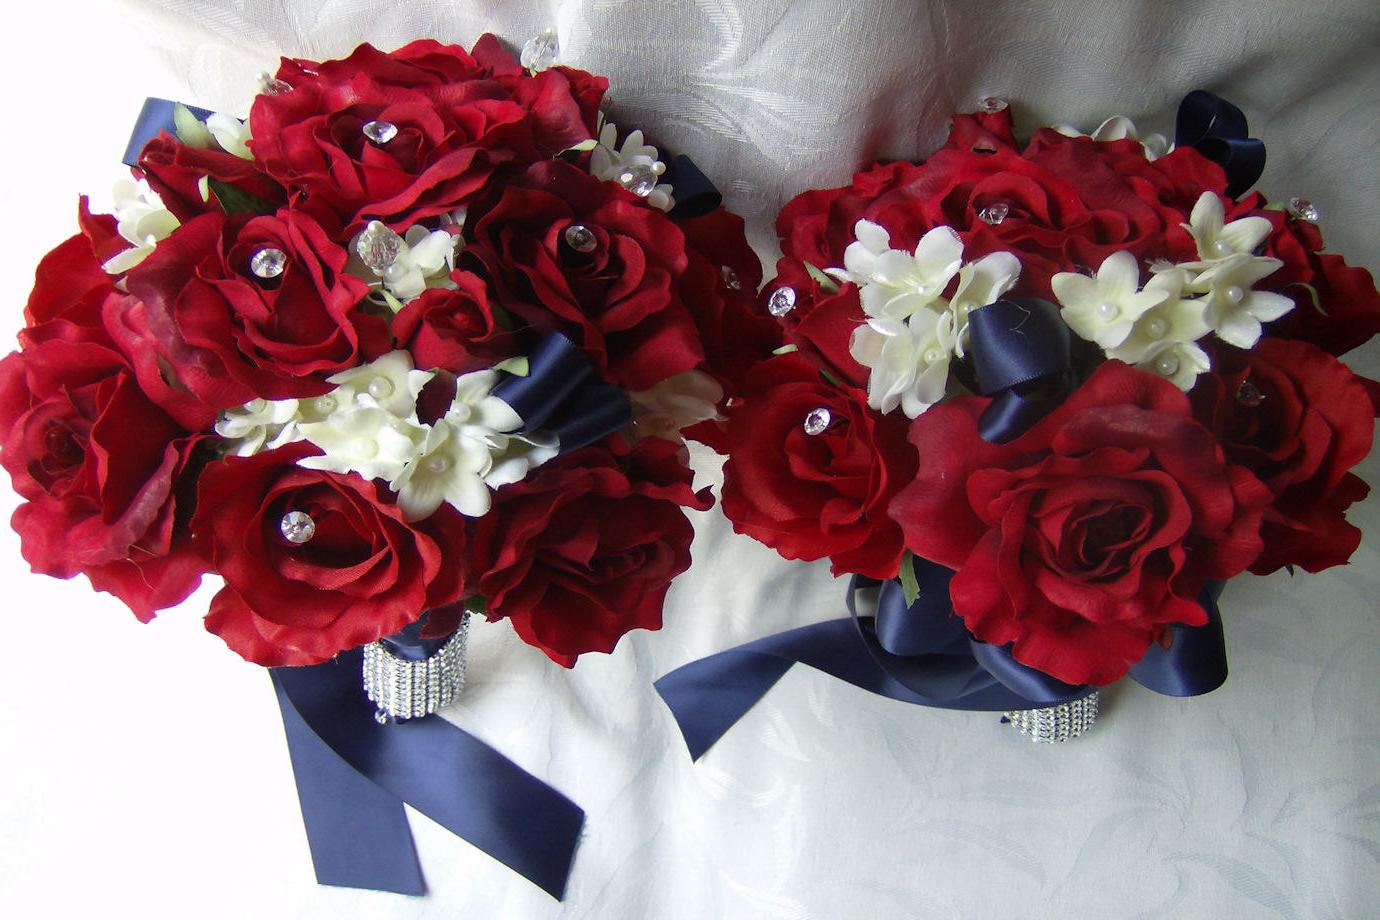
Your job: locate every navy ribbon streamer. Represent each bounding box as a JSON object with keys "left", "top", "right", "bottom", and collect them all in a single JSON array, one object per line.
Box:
[
  {"left": 967, "top": 297, "right": 1072, "bottom": 444},
  {"left": 123, "top": 97, "right": 212, "bottom": 168},
  {"left": 492, "top": 332, "right": 630, "bottom": 454},
  {"left": 664, "top": 154, "right": 723, "bottom": 219},
  {"left": 1175, "top": 90, "right": 1266, "bottom": 199},
  {"left": 271, "top": 647, "right": 585, "bottom": 898}
]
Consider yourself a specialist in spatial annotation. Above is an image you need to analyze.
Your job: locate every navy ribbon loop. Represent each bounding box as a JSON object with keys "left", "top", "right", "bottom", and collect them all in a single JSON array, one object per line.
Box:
[
  {"left": 967, "top": 297, "right": 1073, "bottom": 444},
  {"left": 491, "top": 332, "right": 631, "bottom": 454},
  {"left": 123, "top": 97, "right": 213, "bottom": 168},
  {"left": 664, "top": 154, "right": 723, "bottom": 219},
  {"left": 1175, "top": 90, "right": 1266, "bottom": 199},
  {"left": 271, "top": 648, "right": 585, "bottom": 899}
]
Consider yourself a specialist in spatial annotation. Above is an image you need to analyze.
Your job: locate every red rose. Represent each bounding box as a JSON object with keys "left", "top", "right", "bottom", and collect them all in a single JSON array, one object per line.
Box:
[
  {"left": 764, "top": 263, "right": 869, "bottom": 388},
  {"left": 466, "top": 437, "right": 709, "bottom": 666},
  {"left": 122, "top": 208, "right": 385, "bottom": 410},
  {"left": 136, "top": 132, "right": 287, "bottom": 223},
  {"left": 392, "top": 269, "right": 518, "bottom": 373},
  {"left": 1191, "top": 339, "right": 1373, "bottom": 574},
  {"left": 0, "top": 336, "right": 205, "bottom": 620},
  {"left": 720, "top": 353, "right": 916, "bottom": 579},
  {"left": 193, "top": 442, "right": 469, "bottom": 666},
  {"left": 892, "top": 361, "right": 1269, "bottom": 686},
  {"left": 1260, "top": 221, "right": 1380, "bottom": 356},
  {"left": 20, "top": 203, "right": 120, "bottom": 348},
  {"left": 675, "top": 207, "right": 779, "bottom": 394},
  {"left": 466, "top": 160, "right": 704, "bottom": 390},
  {"left": 249, "top": 39, "right": 603, "bottom": 231}
]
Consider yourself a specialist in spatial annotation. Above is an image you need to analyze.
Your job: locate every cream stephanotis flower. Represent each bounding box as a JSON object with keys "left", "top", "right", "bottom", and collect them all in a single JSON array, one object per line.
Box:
[
  {"left": 948, "top": 250, "right": 1021, "bottom": 357},
  {"left": 390, "top": 418, "right": 500, "bottom": 520},
  {"left": 1106, "top": 268, "right": 1211, "bottom": 365},
  {"left": 326, "top": 351, "right": 435, "bottom": 418},
  {"left": 850, "top": 308, "right": 958, "bottom": 418},
  {"left": 205, "top": 113, "right": 252, "bottom": 160},
  {"left": 101, "top": 179, "right": 180, "bottom": 274},
  {"left": 1137, "top": 340, "right": 1212, "bottom": 391},
  {"left": 347, "top": 223, "right": 460, "bottom": 304},
  {"left": 1053, "top": 115, "right": 1169, "bottom": 159},
  {"left": 1052, "top": 251, "right": 1169, "bottom": 350},
  {"left": 628, "top": 370, "right": 725, "bottom": 442},
  {"left": 1190, "top": 252, "right": 1293, "bottom": 348},
  {"left": 1181, "top": 191, "right": 1272, "bottom": 265},
  {"left": 589, "top": 120, "right": 675, "bottom": 212},
  {"left": 297, "top": 407, "right": 428, "bottom": 482},
  {"left": 215, "top": 397, "right": 303, "bottom": 457},
  {"left": 834, "top": 222, "right": 965, "bottom": 321}
]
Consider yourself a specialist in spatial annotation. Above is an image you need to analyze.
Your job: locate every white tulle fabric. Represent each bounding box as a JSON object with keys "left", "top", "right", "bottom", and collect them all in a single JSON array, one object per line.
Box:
[{"left": 2, "top": 2, "right": 1379, "bottom": 919}]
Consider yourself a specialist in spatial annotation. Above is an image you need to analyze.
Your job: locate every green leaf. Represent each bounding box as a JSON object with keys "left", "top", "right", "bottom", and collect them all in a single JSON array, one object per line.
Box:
[
  {"left": 771, "top": 343, "right": 799, "bottom": 356},
  {"left": 197, "top": 175, "right": 211, "bottom": 203},
  {"left": 379, "top": 289, "right": 405, "bottom": 315},
  {"left": 804, "top": 261, "right": 841, "bottom": 294},
  {"left": 466, "top": 594, "right": 489, "bottom": 618},
  {"left": 207, "top": 178, "right": 277, "bottom": 217},
  {"left": 560, "top": 138, "right": 599, "bottom": 155},
  {"left": 819, "top": 368, "right": 841, "bottom": 387},
  {"left": 494, "top": 356, "right": 530, "bottom": 377},
  {"left": 1284, "top": 282, "right": 1327, "bottom": 316},
  {"left": 173, "top": 103, "right": 215, "bottom": 148},
  {"left": 898, "top": 551, "right": 921, "bottom": 606}
]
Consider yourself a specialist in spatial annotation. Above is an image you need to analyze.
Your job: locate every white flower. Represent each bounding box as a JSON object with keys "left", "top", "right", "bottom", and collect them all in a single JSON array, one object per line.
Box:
[
  {"left": 1053, "top": 115, "right": 1169, "bottom": 159},
  {"left": 1106, "top": 268, "right": 1211, "bottom": 364},
  {"left": 326, "top": 351, "right": 435, "bottom": 418},
  {"left": 446, "top": 369, "right": 524, "bottom": 435},
  {"left": 347, "top": 224, "right": 459, "bottom": 304},
  {"left": 589, "top": 120, "right": 675, "bottom": 211},
  {"left": 297, "top": 407, "right": 427, "bottom": 482},
  {"left": 629, "top": 370, "right": 725, "bottom": 442},
  {"left": 101, "top": 179, "right": 180, "bottom": 274},
  {"left": 389, "top": 418, "right": 499, "bottom": 519},
  {"left": 844, "top": 223, "right": 965, "bottom": 321},
  {"left": 205, "top": 113, "right": 252, "bottom": 160},
  {"left": 215, "top": 398, "right": 304, "bottom": 456},
  {"left": 1190, "top": 253, "right": 1293, "bottom": 348},
  {"left": 1052, "top": 251, "right": 1168, "bottom": 350},
  {"left": 850, "top": 308, "right": 957, "bottom": 418},
  {"left": 484, "top": 432, "right": 560, "bottom": 489},
  {"left": 948, "top": 251, "right": 1021, "bottom": 356},
  {"left": 1137, "top": 340, "right": 1212, "bottom": 392},
  {"left": 1181, "top": 191, "right": 1272, "bottom": 265}
]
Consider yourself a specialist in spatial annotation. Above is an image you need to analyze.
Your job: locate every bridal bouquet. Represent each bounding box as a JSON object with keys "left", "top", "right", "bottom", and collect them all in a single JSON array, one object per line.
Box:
[
  {"left": 1, "top": 33, "right": 763, "bottom": 897},
  {"left": 659, "top": 92, "right": 1379, "bottom": 749}
]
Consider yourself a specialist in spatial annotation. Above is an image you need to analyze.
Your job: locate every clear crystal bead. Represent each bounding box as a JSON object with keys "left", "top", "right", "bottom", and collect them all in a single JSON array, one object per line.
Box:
[
  {"left": 802, "top": 407, "right": 832, "bottom": 436},
  {"left": 250, "top": 247, "right": 287, "bottom": 279},
  {"left": 977, "top": 202, "right": 1010, "bottom": 225},
  {"left": 1236, "top": 379, "right": 1265, "bottom": 407},
  {"left": 721, "top": 265, "right": 742, "bottom": 290},
  {"left": 1004, "top": 691, "right": 1098, "bottom": 742},
  {"left": 979, "top": 96, "right": 1008, "bottom": 113},
  {"left": 617, "top": 162, "right": 659, "bottom": 197},
  {"left": 356, "top": 221, "right": 404, "bottom": 275},
  {"left": 767, "top": 286, "right": 797, "bottom": 317},
  {"left": 257, "top": 72, "right": 292, "bottom": 95},
  {"left": 563, "top": 223, "right": 597, "bottom": 253},
  {"left": 362, "top": 120, "right": 398, "bottom": 145},
  {"left": 279, "top": 511, "right": 316, "bottom": 544},
  {"left": 1287, "top": 197, "right": 1320, "bottom": 222},
  {"left": 520, "top": 29, "right": 559, "bottom": 72}
]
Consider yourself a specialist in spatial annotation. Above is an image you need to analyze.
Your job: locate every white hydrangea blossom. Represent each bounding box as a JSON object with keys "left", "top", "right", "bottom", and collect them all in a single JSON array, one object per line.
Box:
[
  {"left": 833, "top": 220, "right": 1019, "bottom": 417},
  {"left": 101, "top": 179, "right": 180, "bottom": 274},
  {"left": 589, "top": 119, "right": 675, "bottom": 212}
]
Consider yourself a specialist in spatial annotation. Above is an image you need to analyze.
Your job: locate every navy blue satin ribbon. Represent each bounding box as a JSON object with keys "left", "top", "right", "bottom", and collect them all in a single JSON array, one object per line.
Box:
[
  {"left": 379, "top": 608, "right": 455, "bottom": 662},
  {"left": 967, "top": 297, "right": 1073, "bottom": 444},
  {"left": 655, "top": 558, "right": 1229, "bottom": 759},
  {"left": 1175, "top": 90, "right": 1266, "bottom": 199},
  {"left": 492, "top": 332, "right": 630, "bottom": 453},
  {"left": 664, "top": 154, "right": 723, "bottom": 219},
  {"left": 123, "top": 97, "right": 213, "bottom": 168},
  {"left": 271, "top": 647, "right": 584, "bottom": 899}
]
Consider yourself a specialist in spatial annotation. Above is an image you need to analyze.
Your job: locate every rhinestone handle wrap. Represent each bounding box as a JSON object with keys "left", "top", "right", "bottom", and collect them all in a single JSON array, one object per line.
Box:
[
  {"left": 1004, "top": 691, "right": 1099, "bottom": 743},
  {"left": 362, "top": 612, "right": 470, "bottom": 723}
]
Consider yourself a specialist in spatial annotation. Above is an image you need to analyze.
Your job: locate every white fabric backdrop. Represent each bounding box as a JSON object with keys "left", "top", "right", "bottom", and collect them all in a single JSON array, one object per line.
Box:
[{"left": 2, "top": 2, "right": 1379, "bottom": 918}]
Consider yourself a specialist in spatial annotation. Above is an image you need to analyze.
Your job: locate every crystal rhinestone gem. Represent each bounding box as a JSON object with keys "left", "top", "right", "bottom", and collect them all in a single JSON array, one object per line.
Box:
[
  {"left": 1004, "top": 691, "right": 1099, "bottom": 743},
  {"left": 257, "top": 72, "right": 292, "bottom": 95},
  {"left": 721, "top": 265, "right": 742, "bottom": 290},
  {"left": 367, "top": 378, "right": 394, "bottom": 400},
  {"left": 767, "top": 286, "right": 797, "bottom": 317},
  {"left": 362, "top": 120, "right": 398, "bottom": 145},
  {"left": 802, "top": 407, "right": 832, "bottom": 436},
  {"left": 979, "top": 96, "right": 1008, "bottom": 113},
  {"left": 356, "top": 221, "right": 404, "bottom": 275},
  {"left": 1155, "top": 353, "right": 1180, "bottom": 377},
  {"left": 520, "top": 29, "right": 559, "bottom": 72},
  {"left": 1236, "top": 379, "right": 1265, "bottom": 407},
  {"left": 249, "top": 247, "right": 287, "bottom": 280},
  {"left": 279, "top": 511, "right": 316, "bottom": 544},
  {"left": 617, "top": 162, "right": 659, "bottom": 197},
  {"left": 1288, "top": 197, "right": 1320, "bottom": 222},
  {"left": 977, "top": 202, "right": 1010, "bottom": 225},
  {"left": 563, "top": 223, "right": 597, "bottom": 253}
]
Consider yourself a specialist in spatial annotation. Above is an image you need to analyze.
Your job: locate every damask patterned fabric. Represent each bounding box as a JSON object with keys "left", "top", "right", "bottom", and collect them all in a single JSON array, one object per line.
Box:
[{"left": 1, "top": 2, "right": 1378, "bottom": 918}]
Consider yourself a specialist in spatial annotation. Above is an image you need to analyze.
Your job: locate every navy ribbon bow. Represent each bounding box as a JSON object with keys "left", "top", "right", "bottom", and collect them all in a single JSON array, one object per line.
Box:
[
  {"left": 1175, "top": 90, "right": 1266, "bottom": 199},
  {"left": 492, "top": 332, "right": 630, "bottom": 454},
  {"left": 123, "top": 97, "right": 212, "bottom": 168},
  {"left": 271, "top": 646, "right": 585, "bottom": 898},
  {"left": 967, "top": 297, "right": 1073, "bottom": 444}
]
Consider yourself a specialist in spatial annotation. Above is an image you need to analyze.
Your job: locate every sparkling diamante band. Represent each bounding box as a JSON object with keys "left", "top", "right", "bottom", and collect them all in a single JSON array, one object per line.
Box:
[
  {"left": 1004, "top": 691, "right": 1099, "bottom": 742},
  {"left": 362, "top": 612, "right": 470, "bottom": 723}
]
